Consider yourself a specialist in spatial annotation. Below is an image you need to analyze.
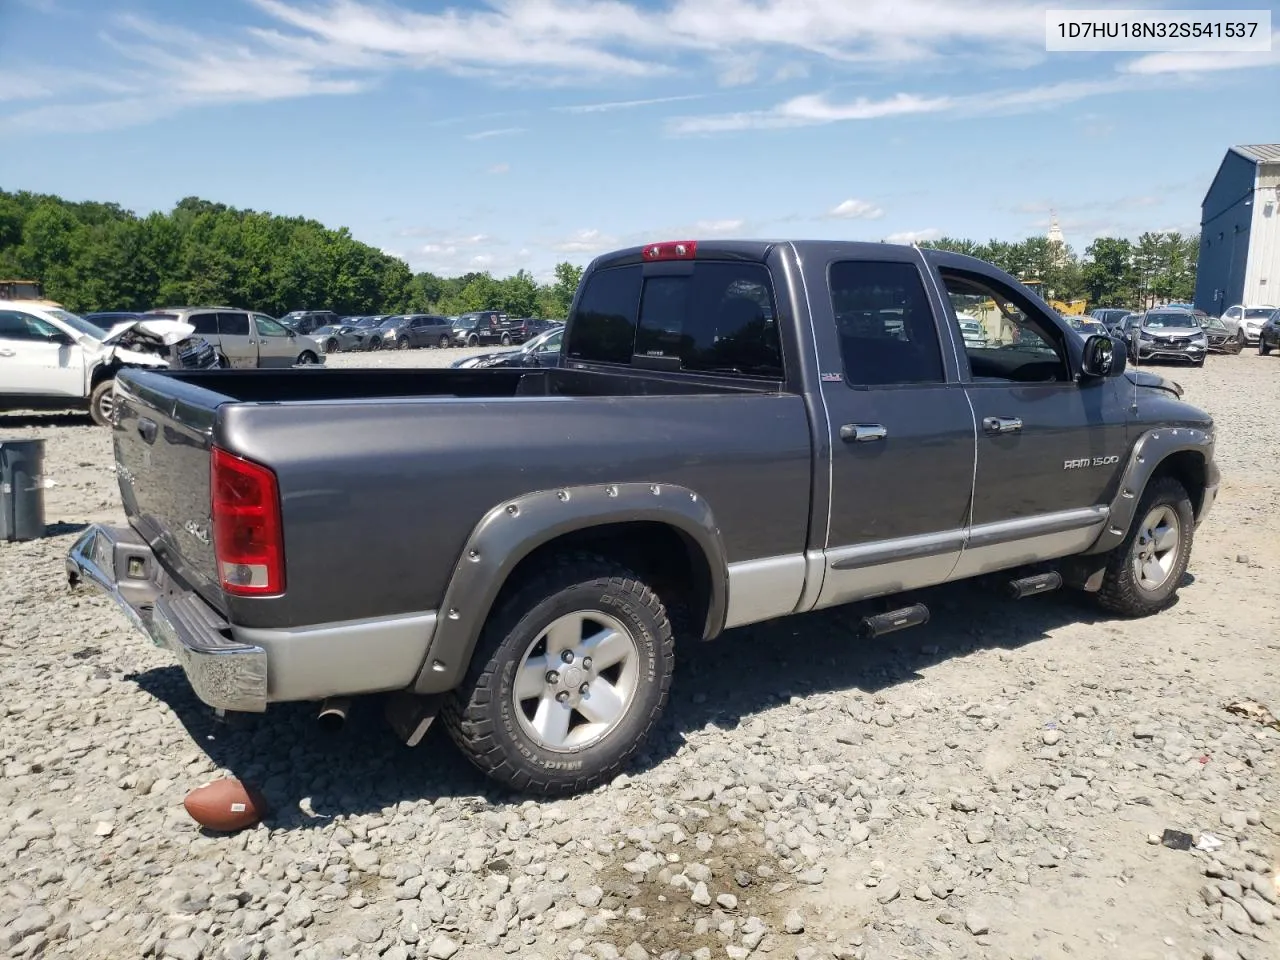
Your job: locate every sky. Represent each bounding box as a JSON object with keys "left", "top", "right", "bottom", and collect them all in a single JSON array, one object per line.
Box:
[{"left": 0, "top": 0, "right": 1277, "bottom": 281}]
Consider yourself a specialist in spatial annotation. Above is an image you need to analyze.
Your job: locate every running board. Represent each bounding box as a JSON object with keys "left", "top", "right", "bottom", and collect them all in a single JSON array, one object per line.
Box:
[
  {"left": 857, "top": 603, "right": 930, "bottom": 640},
  {"left": 1005, "top": 571, "right": 1063, "bottom": 599}
]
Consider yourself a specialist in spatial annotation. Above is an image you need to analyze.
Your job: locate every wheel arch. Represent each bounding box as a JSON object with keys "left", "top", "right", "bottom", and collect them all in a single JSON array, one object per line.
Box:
[
  {"left": 411, "top": 482, "right": 728, "bottom": 695},
  {"left": 1085, "top": 426, "right": 1216, "bottom": 556}
]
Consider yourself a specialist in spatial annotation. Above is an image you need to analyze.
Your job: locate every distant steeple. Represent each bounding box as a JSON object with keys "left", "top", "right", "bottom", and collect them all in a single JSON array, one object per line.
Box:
[{"left": 1047, "top": 210, "right": 1065, "bottom": 246}]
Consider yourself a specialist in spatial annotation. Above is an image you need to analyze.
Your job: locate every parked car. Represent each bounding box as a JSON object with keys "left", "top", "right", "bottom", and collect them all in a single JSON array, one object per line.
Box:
[
  {"left": 1090, "top": 308, "right": 1131, "bottom": 329},
  {"left": 955, "top": 314, "right": 986, "bottom": 348},
  {"left": 1199, "top": 315, "right": 1245, "bottom": 354},
  {"left": 67, "top": 239, "right": 1220, "bottom": 796},
  {"left": 1, "top": 301, "right": 219, "bottom": 426},
  {"left": 379, "top": 314, "right": 455, "bottom": 349},
  {"left": 1258, "top": 308, "right": 1280, "bottom": 356},
  {"left": 508, "top": 317, "right": 562, "bottom": 343},
  {"left": 1127, "top": 309, "right": 1208, "bottom": 366},
  {"left": 450, "top": 326, "right": 565, "bottom": 369},
  {"left": 311, "top": 322, "right": 367, "bottom": 354},
  {"left": 451, "top": 310, "right": 514, "bottom": 346},
  {"left": 340, "top": 315, "right": 390, "bottom": 350},
  {"left": 280, "top": 311, "right": 342, "bottom": 336},
  {"left": 144, "top": 307, "right": 324, "bottom": 368},
  {"left": 1221, "top": 305, "right": 1277, "bottom": 345},
  {"left": 1065, "top": 316, "right": 1108, "bottom": 337}
]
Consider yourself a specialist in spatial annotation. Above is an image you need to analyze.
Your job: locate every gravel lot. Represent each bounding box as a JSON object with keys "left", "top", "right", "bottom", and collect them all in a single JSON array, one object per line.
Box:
[{"left": 2, "top": 348, "right": 1278, "bottom": 960}]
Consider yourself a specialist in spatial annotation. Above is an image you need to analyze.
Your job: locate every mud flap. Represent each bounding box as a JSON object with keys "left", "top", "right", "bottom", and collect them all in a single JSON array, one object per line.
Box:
[{"left": 384, "top": 691, "right": 443, "bottom": 747}]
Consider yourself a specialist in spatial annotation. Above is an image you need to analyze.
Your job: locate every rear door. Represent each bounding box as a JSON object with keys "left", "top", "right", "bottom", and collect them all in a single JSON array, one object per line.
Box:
[
  {"left": 252, "top": 314, "right": 298, "bottom": 366},
  {"left": 216, "top": 311, "right": 257, "bottom": 367},
  {"left": 801, "top": 249, "right": 976, "bottom": 608},
  {"left": 0, "top": 309, "right": 85, "bottom": 396},
  {"left": 932, "top": 260, "right": 1129, "bottom": 579}
]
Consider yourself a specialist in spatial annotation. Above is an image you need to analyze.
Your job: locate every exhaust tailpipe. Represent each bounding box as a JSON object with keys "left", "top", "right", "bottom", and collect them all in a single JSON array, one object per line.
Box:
[{"left": 317, "top": 697, "right": 351, "bottom": 733}]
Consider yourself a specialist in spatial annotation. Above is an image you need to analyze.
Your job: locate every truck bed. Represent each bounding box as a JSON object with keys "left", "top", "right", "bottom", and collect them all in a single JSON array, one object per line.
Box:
[{"left": 113, "top": 365, "right": 814, "bottom": 631}]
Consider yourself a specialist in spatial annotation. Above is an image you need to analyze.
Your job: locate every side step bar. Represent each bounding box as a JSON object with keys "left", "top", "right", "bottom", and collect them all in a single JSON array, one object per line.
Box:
[
  {"left": 857, "top": 603, "right": 930, "bottom": 640},
  {"left": 1005, "top": 571, "right": 1063, "bottom": 599}
]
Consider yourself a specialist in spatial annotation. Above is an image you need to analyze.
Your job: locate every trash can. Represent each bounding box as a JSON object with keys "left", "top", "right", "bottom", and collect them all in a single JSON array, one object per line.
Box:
[{"left": 0, "top": 438, "right": 46, "bottom": 542}]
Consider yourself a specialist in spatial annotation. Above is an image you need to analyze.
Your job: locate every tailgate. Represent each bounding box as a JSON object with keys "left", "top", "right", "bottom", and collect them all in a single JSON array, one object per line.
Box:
[{"left": 112, "top": 369, "right": 227, "bottom": 611}]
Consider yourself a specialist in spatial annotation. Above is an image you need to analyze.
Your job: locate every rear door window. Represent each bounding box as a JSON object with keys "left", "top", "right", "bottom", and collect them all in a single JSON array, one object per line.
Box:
[
  {"left": 188, "top": 313, "right": 219, "bottom": 336},
  {"left": 217, "top": 312, "right": 250, "bottom": 336},
  {"left": 566, "top": 264, "right": 642, "bottom": 365}
]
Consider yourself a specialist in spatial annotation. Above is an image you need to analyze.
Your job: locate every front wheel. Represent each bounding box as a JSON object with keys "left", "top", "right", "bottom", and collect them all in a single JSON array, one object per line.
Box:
[
  {"left": 438, "top": 335, "right": 450, "bottom": 349},
  {"left": 1231, "top": 332, "right": 1244, "bottom": 354},
  {"left": 467, "top": 334, "right": 479, "bottom": 347},
  {"left": 89, "top": 379, "right": 116, "bottom": 427},
  {"left": 368, "top": 337, "right": 382, "bottom": 351},
  {"left": 1261, "top": 338, "right": 1272, "bottom": 356},
  {"left": 1094, "top": 476, "right": 1194, "bottom": 617},
  {"left": 443, "top": 554, "right": 675, "bottom": 795},
  {"left": 325, "top": 338, "right": 339, "bottom": 353},
  {"left": 398, "top": 337, "right": 411, "bottom": 350},
  {"left": 296, "top": 351, "right": 319, "bottom": 365}
]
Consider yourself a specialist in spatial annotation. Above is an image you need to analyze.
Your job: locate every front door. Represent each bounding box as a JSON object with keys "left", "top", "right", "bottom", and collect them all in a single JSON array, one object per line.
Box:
[
  {"left": 252, "top": 314, "right": 297, "bottom": 366},
  {"left": 810, "top": 255, "right": 976, "bottom": 608},
  {"left": 0, "top": 310, "right": 85, "bottom": 396},
  {"left": 935, "top": 266, "right": 1129, "bottom": 579},
  {"left": 215, "top": 312, "right": 258, "bottom": 367}
]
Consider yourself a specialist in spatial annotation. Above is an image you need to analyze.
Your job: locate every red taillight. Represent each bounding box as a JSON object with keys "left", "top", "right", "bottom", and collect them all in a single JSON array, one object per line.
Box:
[
  {"left": 641, "top": 240, "right": 697, "bottom": 261},
  {"left": 210, "top": 446, "right": 284, "bottom": 596}
]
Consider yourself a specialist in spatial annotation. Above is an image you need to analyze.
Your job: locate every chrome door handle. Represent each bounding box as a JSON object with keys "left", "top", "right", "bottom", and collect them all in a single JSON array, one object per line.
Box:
[
  {"left": 840, "top": 423, "right": 888, "bottom": 443},
  {"left": 983, "top": 416, "right": 1023, "bottom": 434}
]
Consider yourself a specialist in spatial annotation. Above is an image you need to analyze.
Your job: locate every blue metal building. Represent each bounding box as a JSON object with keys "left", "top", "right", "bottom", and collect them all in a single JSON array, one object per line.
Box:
[{"left": 1195, "top": 144, "right": 1280, "bottom": 316}]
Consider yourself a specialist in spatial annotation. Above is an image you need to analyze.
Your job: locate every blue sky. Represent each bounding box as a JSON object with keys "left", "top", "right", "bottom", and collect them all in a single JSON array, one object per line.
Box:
[{"left": 0, "top": 0, "right": 1277, "bottom": 280}]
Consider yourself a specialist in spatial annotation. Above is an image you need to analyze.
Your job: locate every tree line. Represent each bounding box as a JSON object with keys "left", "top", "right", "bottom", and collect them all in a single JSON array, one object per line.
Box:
[
  {"left": 0, "top": 190, "right": 584, "bottom": 320},
  {"left": 0, "top": 188, "right": 1198, "bottom": 320},
  {"left": 919, "top": 232, "right": 1200, "bottom": 309}
]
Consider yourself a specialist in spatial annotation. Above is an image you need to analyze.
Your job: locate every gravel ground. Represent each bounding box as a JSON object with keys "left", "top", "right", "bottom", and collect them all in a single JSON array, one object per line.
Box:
[{"left": 2, "top": 348, "right": 1278, "bottom": 960}]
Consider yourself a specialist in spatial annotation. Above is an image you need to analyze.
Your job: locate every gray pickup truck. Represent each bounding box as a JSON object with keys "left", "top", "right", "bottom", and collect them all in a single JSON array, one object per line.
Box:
[{"left": 67, "top": 239, "right": 1218, "bottom": 795}]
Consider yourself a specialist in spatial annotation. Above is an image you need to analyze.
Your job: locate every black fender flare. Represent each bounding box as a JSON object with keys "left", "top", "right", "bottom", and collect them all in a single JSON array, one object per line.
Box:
[
  {"left": 411, "top": 481, "right": 728, "bottom": 694},
  {"left": 1084, "top": 425, "right": 1215, "bottom": 556}
]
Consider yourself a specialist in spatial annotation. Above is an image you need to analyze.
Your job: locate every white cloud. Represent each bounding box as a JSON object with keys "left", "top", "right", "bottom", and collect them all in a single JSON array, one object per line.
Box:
[
  {"left": 693, "top": 218, "right": 746, "bottom": 234},
  {"left": 1124, "top": 34, "right": 1280, "bottom": 74},
  {"left": 669, "top": 77, "right": 1144, "bottom": 134},
  {"left": 488, "top": 162, "right": 511, "bottom": 175},
  {"left": 552, "top": 228, "right": 619, "bottom": 254},
  {"left": 884, "top": 227, "right": 940, "bottom": 244},
  {"left": 555, "top": 94, "right": 708, "bottom": 114},
  {"left": 827, "top": 198, "right": 885, "bottom": 220},
  {"left": 464, "top": 126, "right": 525, "bottom": 140}
]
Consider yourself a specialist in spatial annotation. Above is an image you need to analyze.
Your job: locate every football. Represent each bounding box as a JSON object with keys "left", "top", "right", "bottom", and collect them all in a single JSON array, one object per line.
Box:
[{"left": 182, "top": 778, "right": 267, "bottom": 832}]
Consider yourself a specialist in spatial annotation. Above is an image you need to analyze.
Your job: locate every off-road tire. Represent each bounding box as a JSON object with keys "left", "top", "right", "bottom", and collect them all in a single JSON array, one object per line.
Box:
[
  {"left": 89, "top": 379, "right": 115, "bottom": 427},
  {"left": 1095, "top": 476, "right": 1194, "bottom": 617},
  {"left": 442, "top": 553, "right": 675, "bottom": 794}
]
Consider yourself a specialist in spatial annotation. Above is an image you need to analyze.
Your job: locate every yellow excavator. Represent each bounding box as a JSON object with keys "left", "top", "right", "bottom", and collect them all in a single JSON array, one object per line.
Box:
[
  {"left": 1020, "top": 279, "right": 1087, "bottom": 316},
  {"left": 0, "top": 279, "right": 64, "bottom": 309}
]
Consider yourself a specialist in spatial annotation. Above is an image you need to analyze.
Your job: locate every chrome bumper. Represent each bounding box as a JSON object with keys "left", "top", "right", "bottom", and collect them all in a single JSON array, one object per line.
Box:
[{"left": 66, "top": 524, "right": 268, "bottom": 712}]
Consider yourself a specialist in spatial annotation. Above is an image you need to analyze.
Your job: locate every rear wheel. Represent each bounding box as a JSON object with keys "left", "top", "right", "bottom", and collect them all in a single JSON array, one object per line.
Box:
[
  {"left": 1095, "top": 476, "right": 1194, "bottom": 617},
  {"left": 500, "top": 333, "right": 512, "bottom": 346},
  {"left": 468, "top": 334, "right": 479, "bottom": 346},
  {"left": 443, "top": 554, "right": 675, "bottom": 794},
  {"left": 89, "top": 379, "right": 116, "bottom": 427},
  {"left": 399, "top": 337, "right": 411, "bottom": 350},
  {"left": 1261, "top": 338, "right": 1272, "bottom": 356},
  {"left": 325, "top": 338, "right": 339, "bottom": 353},
  {"left": 438, "top": 335, "right": 450, "bottom": 349},
  {"left": 369, "top": 337, "right": 382, "bottom": 351},
  {"left": 297, "top": 351, "right": 319, "bottom": 365}
]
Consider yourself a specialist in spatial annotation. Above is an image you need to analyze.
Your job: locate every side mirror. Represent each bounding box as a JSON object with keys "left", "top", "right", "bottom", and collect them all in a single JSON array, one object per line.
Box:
[
  {"left": 49, "top": 329, "right": 74, "bottom": 346},
  {"left": 1081, "top": 334, "right": 1125, "bottom": 378}
]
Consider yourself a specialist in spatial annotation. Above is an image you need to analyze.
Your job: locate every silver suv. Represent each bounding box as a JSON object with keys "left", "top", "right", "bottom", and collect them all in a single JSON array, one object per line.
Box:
[{"left": 144, "top": 307, "right": 324, "bottom": 368}]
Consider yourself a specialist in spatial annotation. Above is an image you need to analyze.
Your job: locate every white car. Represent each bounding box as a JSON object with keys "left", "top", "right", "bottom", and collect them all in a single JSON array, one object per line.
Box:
[
  {"left": 1221, "top": 304, "right": 1277, "bottom": 345},
  {"left": 0, "top": 300, "right": 219, "bottom": 426},
  {"left": 956, "top": 313, "right": 986, "bottom": 348}
]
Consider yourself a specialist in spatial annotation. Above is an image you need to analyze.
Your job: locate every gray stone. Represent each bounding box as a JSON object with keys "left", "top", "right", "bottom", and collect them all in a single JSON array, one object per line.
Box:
[
  {"left": 575, "top": 885, "right": 604, "bottom": 909},
  {"left": 1042, "top": 729, "right": 1062, "bottom": 746},
  {"left": 784, "top": 909, "right": 805, "bottom": 934},
  {"left": 876, "top": 878, "right": 901, "bottom": 904},
  {"left": 162, "top": 939, "right": 203, "bottom": 960},
  {"left": 965, "top": 913, "right": 989, "bottom": 936},
  {"left": 1241, "top": 897, "right": 1272, "bottom": 925},
  {"left": 554, "top": 907, "right": 588, "bottom": 929},
  {"left": 623, "top": 944, "right": 649, "bottom": 960},
  {"left": 716, "top": 893, "right": 738, "bottom": 910},
  {"left": 427, "top": 935, "right": 460, "bottom": 959},
  {"left": 1221, "top": 898, "right": 1251, "bottom": 935},
  {"left": 690, "top": 881, "right": 711, "bottom": 906}
]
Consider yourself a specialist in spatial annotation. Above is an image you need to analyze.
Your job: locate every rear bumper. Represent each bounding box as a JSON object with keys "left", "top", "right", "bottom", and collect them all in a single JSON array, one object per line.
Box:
[
  {"left": 66, "top": 524, "right": 268, "bottom": 712},
  {"left": 66, "top": 524, "right": 440, "bottom": 712}
]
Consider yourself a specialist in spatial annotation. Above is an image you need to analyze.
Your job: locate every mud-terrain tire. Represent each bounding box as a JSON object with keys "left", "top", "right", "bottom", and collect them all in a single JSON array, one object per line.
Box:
[
  {"left": 89, "top": 379, "right": 116, "bottom": 427},
  {"left": 442, "top": 554, "right": 675, "bottom": 794},
  {"left": 1095, "top": 476, "right": 1194, "bottom": 617}
]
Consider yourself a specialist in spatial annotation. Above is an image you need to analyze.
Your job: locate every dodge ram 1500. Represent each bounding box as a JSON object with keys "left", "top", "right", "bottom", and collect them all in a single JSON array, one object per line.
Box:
[{"left": 67, "top": 239, "right": 1218, "bottom": 794}]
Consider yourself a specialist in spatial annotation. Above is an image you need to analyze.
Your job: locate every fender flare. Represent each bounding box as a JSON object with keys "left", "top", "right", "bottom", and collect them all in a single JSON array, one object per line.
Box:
[
  {"left": 1084, "top": 425, "right": 1214, "bottom": 555},
  {"left": 411, "top": 481, "right": 728, "bottom": 695}
]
